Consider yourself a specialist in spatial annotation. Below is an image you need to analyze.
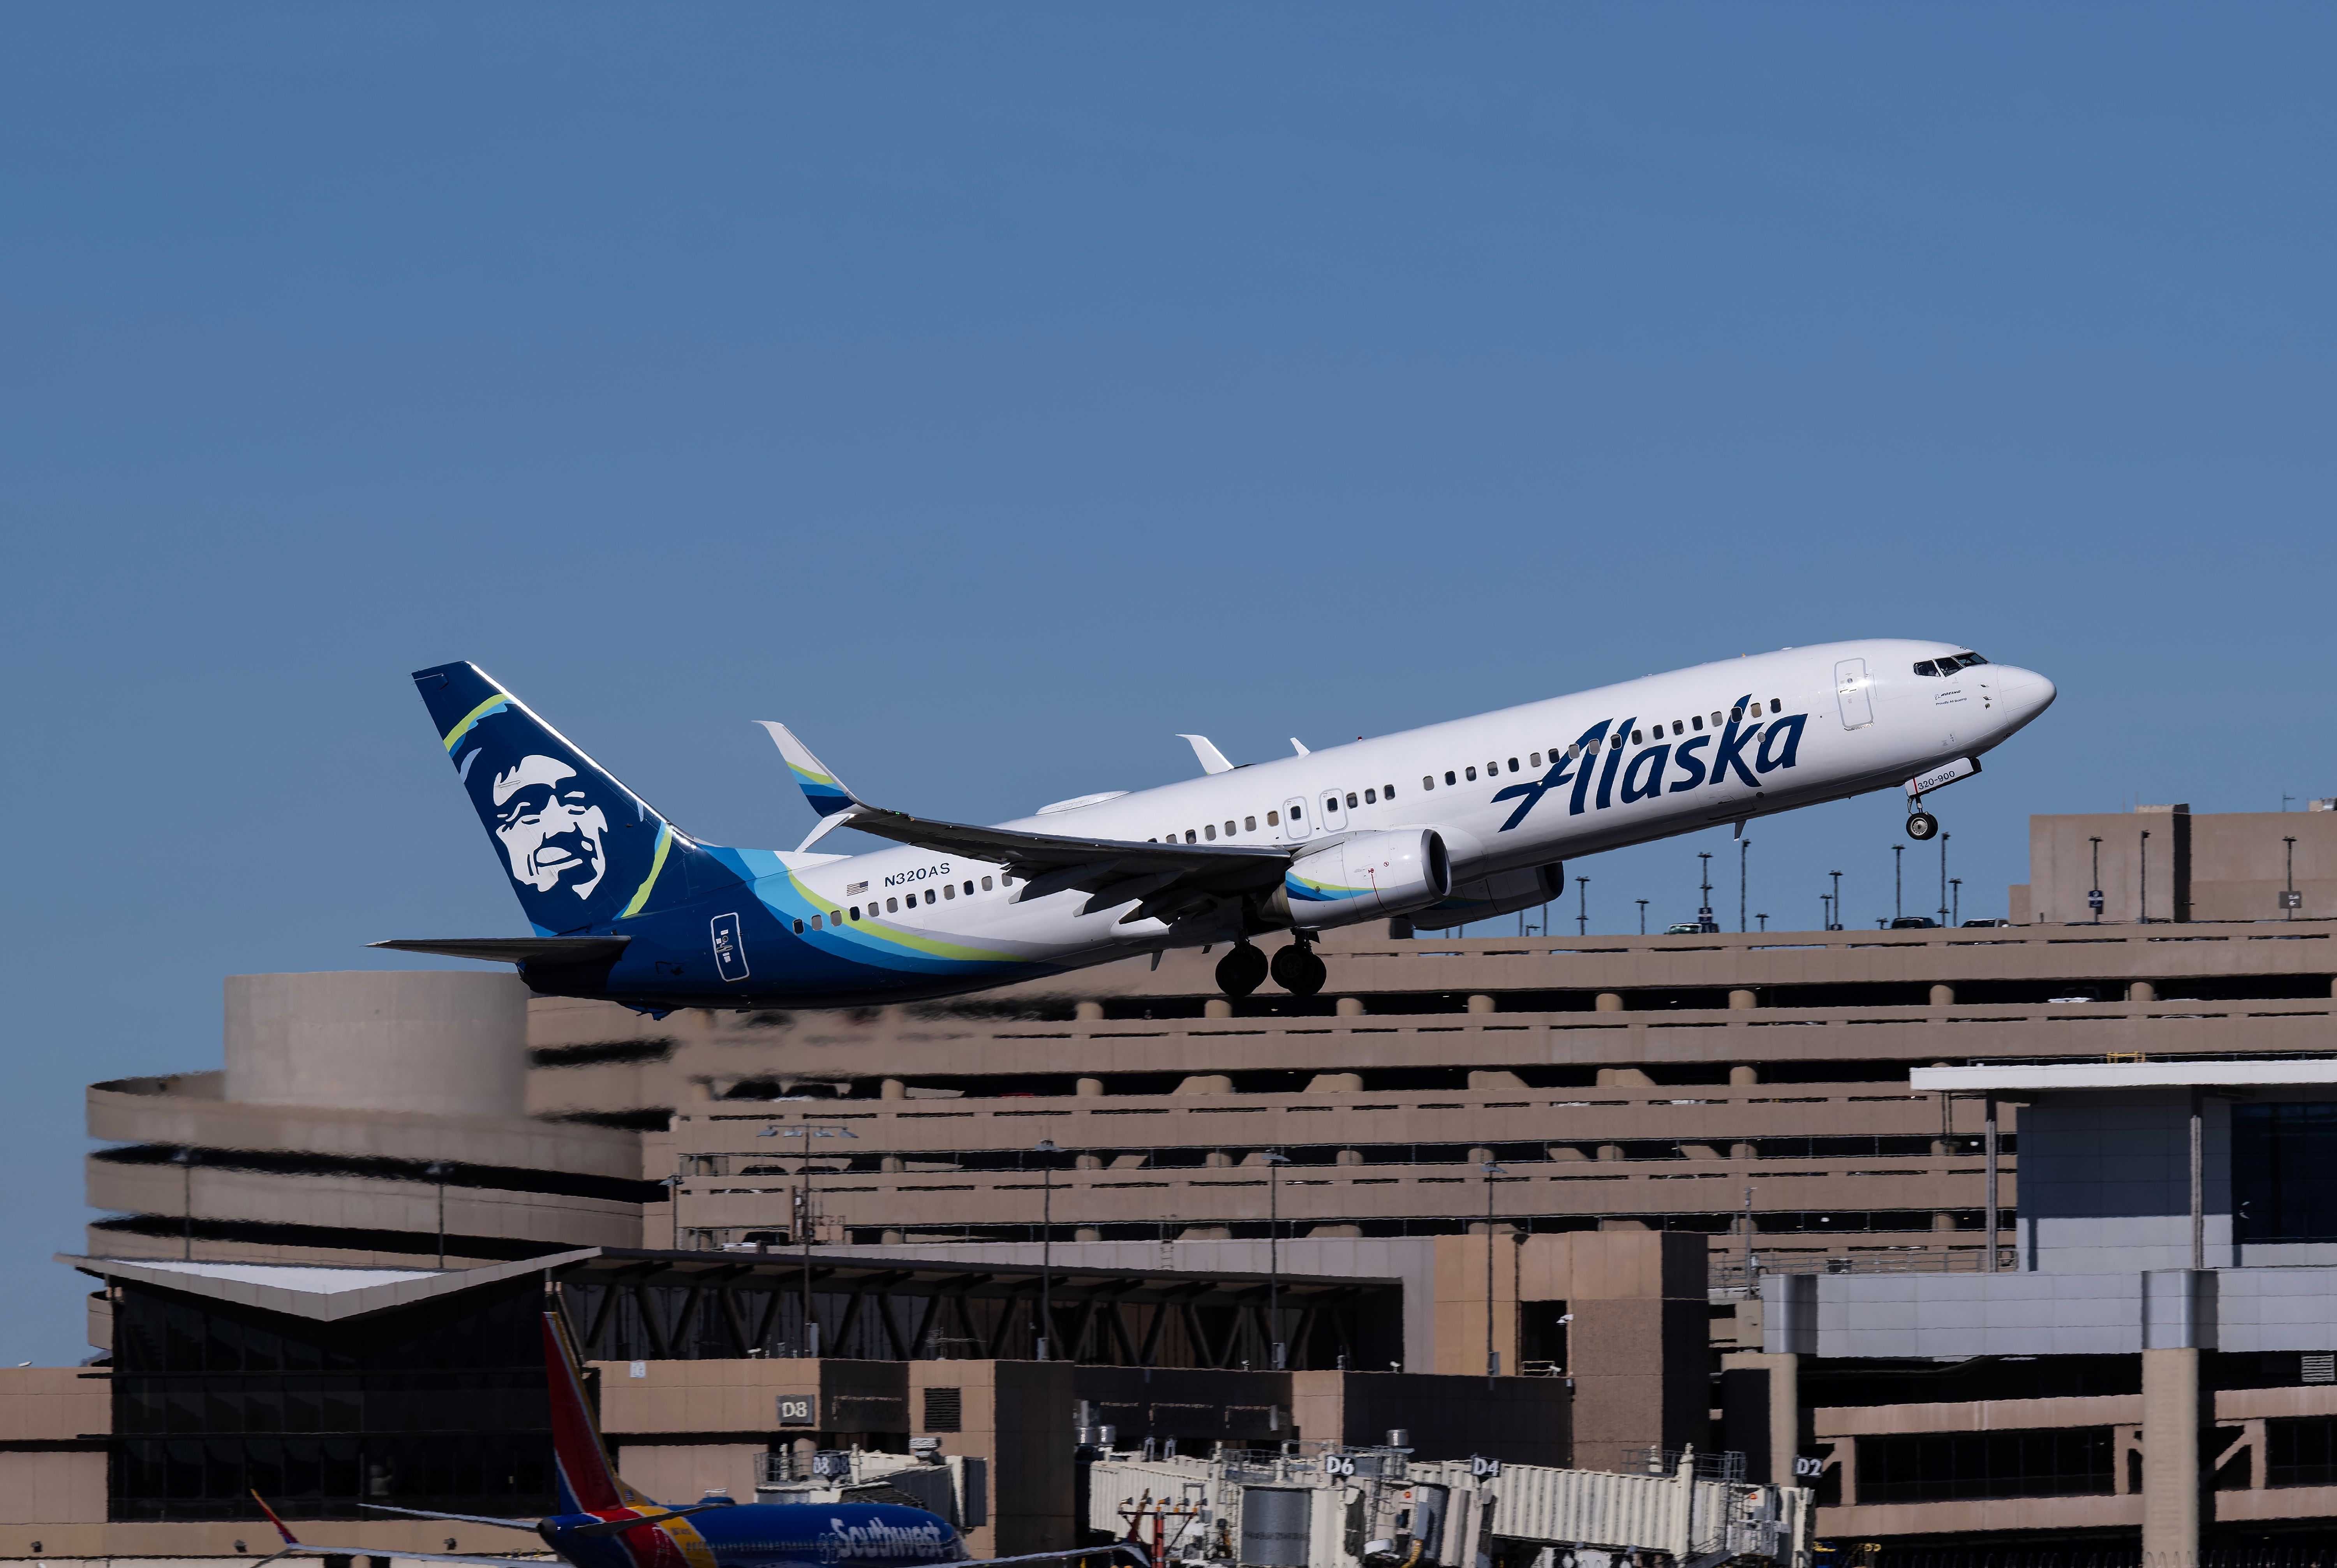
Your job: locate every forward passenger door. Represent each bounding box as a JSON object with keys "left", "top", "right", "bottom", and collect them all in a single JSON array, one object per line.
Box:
[{"left": 1835, "top": 658, "right": 1875, "bottom": 730}]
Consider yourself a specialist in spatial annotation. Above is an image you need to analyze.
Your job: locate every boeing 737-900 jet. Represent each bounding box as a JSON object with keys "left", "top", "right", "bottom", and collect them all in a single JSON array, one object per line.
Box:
[
  {"left": 382, "top": 641, "right": 2052, "bottom": 1007},
  {"left": 250, "top": 1310, "right": 1139, "bottom": 1568}
]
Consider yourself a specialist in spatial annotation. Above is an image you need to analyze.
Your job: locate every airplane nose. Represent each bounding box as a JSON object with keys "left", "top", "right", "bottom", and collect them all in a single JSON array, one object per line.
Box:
[{"left": 1995, "top": 666, "right": 2056, "bottom": 719}]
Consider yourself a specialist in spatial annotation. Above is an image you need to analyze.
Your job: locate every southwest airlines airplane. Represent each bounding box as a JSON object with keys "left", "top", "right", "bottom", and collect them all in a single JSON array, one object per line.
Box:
[
  {"left": 383, "top": 642, "right": 2052, "bottom": 1008},
  {"left": 252, "top": 1311, "right": 1135, "bottom": 1568}
]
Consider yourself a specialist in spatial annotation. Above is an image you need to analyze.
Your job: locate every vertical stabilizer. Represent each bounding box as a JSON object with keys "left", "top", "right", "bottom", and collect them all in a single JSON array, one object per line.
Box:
[
  {"left": 541, "top": 1310, "right": 652, "bottom": 1513},
  {"left": 412, "top": 661, "right": 737, "bottom": 936}
]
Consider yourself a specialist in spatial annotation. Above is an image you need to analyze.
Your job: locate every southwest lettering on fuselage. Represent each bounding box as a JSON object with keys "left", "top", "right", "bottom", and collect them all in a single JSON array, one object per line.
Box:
[
  {"left": 396, "top": 639, "right": 2054, "bottom": 1010},
  {"left": 1495, "top": 694, "right": 1812, "bottom": 832}
]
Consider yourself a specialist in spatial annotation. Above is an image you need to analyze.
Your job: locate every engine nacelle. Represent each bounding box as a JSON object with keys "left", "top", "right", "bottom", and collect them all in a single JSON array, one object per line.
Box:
[
  {"left": 1406, "top": 862, "right": 1564, "bottom": 931},
  {"left": 1275, "top": 829, "right": 1452, "bottom": 930}
]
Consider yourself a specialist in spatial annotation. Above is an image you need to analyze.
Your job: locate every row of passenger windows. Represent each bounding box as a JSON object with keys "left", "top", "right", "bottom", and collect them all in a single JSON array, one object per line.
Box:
[
  {"left": 1913, "top": 652, "right": 1987, "bottom": 677},
  {"left": 1415, "top": 699, "right": 1787, "bottom": 789},
  {"left": 790, "top": 874, "right": 1012, "bottom": 934},
  {"left": 1148, "top": 783, "right": 1410, "bottom": 846}
]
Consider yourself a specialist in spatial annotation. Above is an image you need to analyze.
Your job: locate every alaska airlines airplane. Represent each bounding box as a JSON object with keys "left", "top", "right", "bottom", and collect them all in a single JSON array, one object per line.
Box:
[
  {"left": 383, "top": 642, "right": 2052, "bottom": 1007},
  {"left": 252, "top": 1311, "right": 1137, "bottom": 1568}
]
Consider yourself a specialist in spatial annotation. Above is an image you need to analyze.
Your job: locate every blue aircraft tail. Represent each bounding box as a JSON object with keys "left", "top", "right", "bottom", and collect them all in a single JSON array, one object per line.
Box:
[{"left": 412, "top": 661, "right": 739, "bottom": 936}]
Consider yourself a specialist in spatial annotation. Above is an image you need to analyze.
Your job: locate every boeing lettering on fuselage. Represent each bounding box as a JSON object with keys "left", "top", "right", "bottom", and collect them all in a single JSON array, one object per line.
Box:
[{"left": 383, "top": 640, "right": 2053, "bottom": 1007}]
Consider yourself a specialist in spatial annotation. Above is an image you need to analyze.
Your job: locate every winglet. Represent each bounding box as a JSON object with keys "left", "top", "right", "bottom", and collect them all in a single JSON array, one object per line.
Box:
[
  {"left": 756, "top": 721, "right": 860, "bottom": 819},
  {"left": 1176, "top": 735, "right": 1235, "bottom": 775},
  {"left": 1289, "top": 737, "right": 1310, "bottom": 757}
]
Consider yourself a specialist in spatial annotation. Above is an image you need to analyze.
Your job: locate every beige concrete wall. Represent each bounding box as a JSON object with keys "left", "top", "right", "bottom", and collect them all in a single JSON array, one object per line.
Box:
[
  {"left": 227, "top": 970, "right": 529, "bottom": 1116},
  {"left": 0, "top": 1368, "right": 107, "bottom": 1443},
  {"left": 0, "top": 1450, "right": 104, "bottom": 1526},
  {"left": 90, "top": 1080, "right": 641, "bottom": 1175},
  {"left": 613, "top": 1441, "right": 766, "bottom": 1505}
]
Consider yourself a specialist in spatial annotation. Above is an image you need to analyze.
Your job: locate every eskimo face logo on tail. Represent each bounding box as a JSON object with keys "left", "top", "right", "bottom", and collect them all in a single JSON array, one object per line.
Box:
[
  {"left": 447, "top": 703, "right": 665, "bottom": 932},
  {"left": 493, "top": 755, "right": 611, "bottom": 898}
]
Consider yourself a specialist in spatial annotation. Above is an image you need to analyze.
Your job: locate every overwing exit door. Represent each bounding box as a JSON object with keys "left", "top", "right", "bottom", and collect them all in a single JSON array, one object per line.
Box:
[
  {"left": 1835, "top": 658, "right": 1875, "bottom": 730},
  {"left": 1283, "top": 796, "right": 1311, "bottom": 839}
]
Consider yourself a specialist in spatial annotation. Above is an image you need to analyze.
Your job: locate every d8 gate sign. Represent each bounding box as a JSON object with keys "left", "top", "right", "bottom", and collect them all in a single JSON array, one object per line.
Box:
[{"left": 778, "top": 1395, "right": 817, "bottom": 1426}]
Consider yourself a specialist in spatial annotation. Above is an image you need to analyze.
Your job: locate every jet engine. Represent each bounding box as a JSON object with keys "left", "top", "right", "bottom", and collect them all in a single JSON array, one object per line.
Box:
[
  {"left": 1406, "top": 862, "right": 1565, "bottom": 931},
  {"left": 1271, "top": 829, "right": 1451, "bottom": 930}
]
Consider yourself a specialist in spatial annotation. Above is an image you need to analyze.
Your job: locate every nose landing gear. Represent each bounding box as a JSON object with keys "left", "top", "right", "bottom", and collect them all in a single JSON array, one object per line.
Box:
[
  {"left": 1269, "top": 936, "right": 1327, "bottom": 997},
  {"left": 1907, "top": 809, "right": 1940, "bottom": 841},
  {"left": 1214, "top": 942, "right": 1269, "bottom": 998}
]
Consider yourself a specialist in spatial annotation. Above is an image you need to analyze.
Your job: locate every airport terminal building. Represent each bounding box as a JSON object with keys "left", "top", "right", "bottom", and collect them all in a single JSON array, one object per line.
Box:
[{"left": 17, "top": 805, "right": 2337, "bottom": 1561}]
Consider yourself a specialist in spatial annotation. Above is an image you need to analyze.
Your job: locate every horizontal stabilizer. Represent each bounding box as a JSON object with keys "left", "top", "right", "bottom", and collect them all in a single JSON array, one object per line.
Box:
[{"left": 369, "top": 936, "right": 631, "bottom": 965}]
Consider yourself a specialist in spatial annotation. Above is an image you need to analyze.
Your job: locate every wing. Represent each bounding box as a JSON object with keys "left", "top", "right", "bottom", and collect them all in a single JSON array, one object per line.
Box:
[
  {"left": 754, "top": 725, "right": 1289, "bottom": 923},
  {"left": 361, "top": 1505, "right": 542, "bottom": 1529}
]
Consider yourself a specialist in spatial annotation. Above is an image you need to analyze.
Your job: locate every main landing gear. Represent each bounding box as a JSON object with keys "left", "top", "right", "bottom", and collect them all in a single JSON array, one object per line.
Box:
[
  {"left": 1269, "top": 936, "right": 1327, "bottom": 997},
  {"left": 1907, "top": 808, "right": 1940, "bottom": 841},
  {"left": 1214, "top": 941, "right": 1269, "bottom": 998}
]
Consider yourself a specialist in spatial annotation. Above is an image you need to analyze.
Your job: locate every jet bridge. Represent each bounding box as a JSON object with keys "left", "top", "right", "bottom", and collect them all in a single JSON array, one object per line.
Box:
[{"left": 1084, "top": 1445, "right": 1810, "bottom": 1568}]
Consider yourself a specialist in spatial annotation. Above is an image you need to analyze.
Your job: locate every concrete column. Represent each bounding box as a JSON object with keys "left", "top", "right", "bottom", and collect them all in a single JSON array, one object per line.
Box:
[
  {"left": 2141, "top": 1347, "right": 2203, "bottom": 1561},
  {"left": 1074, "top": 1076, "right": 1103, "bottom": 1098},
  {"left": 1336, "top": 1149, "right": 1363, "bottom": 1165},
  {"left": 1929, "top": 983, "right": 1955, "bottom": 1006},
  {"left": 881, "top": 1078, "right": 907, "bottom": 1100},
  {"left": 1074, "top": 1000, "right": 1104, "bottom": 1021},
  {"left": 2129, "top": 980, "right": 2157, "bottom": 1003},
  {"left": 1729, "top": 1065, "right": 1760, "bottom": 1085},
  {"left": 1769, "top": 1353, "right": 1800, "bottom": 1488},
  {"left": 1467, "top": 994, "right": 1497, "bottom": 1013},
  {"left": 1727, "top": 989, "right": 1757, "bottom": 1010},
  {"left": 1335, "top": 996, "right": 1367, "bottom": 1016},
  {"left": 1595, "top": 992, "right": 1626, "bottom": 1012},
  {"left": 1204, "top": 998, "right": 1233, "bottom": 1018}
]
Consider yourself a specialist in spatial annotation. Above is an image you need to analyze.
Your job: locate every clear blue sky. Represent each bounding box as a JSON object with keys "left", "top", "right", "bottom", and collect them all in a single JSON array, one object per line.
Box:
[{"left": 4, "top": 5, "right": 2332, "bottom": 1362}]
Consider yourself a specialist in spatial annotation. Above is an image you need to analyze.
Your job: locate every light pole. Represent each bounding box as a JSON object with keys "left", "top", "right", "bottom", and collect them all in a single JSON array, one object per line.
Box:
[
  {"left": 2089, "top": 836, "right": 2104, "bottom": 923},
  {"left": 658, "top": 1173, "right": 682, "bottom": 1251},
  {"left": 1576, "top": 876, "right": 1589, "bottom": 936},
  {"left": 1264, "top": 1150, "right": 1292, "bottom": 1368},
  {"left": 1698, "top": 852, "right": 1714, "bottom": 931},
  {"left": 1738, "top": 838, "right": 1751, "bottom": 933},
  {"left": 425, "top": 1161, "right": 450, "bottom": 1268},
  {"left": 1034, "top": 1139, "right": 1061, "bottom": 1360},
  {"left": 1828, "top": 870, "right": 1843, "bottom": 930},
  {"left": 1636, "top": 899, "right": 1649, "bottom": 936},
  {"left": 768, "top": 1120, "right": 859, "bottom": 1357},
  {"left": 2140, "top": 830, "right": 2151, "bottom": 924},
  {"left": 2285, "top": 836, "right": 2299, "bottom": 920},
  {"left": 1893, "top": 844, "right": 1904, "bottom": 921},
  {"left": 1820, "top": 891, "right": 1832, "bottom": 931},
  {"left": 170, "top": 1148, "right": 196, "bottom": 1260},
  {"left": 1756, "top": 913, "right": 1768, "bottom": 932},
  {"left": 1480, "top": 1161, "right": 1506, "bottom": 1385},
  {"left": 1950, "top": 878, "right": 1962, "bottom": 927},
  {"left": 1937, "top": 833, "right": 1950, "bottom": 926}
]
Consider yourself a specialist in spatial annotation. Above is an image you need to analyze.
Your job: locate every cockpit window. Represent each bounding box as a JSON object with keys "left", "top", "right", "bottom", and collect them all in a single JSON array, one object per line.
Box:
[
  {"left": 1913, "top": 660, "right": 1939, "bottom": 677},
  {"left": 1960, "top": 651, "right": 1988, "bottom": 666}
]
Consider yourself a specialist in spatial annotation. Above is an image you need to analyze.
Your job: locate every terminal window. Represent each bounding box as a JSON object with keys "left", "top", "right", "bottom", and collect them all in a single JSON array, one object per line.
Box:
[
  {"left": 107, "top": 1279, "right": 552, "bottom": 1522},
  {"left": 1854, "top": 1427, "right": 2113, "bottom": 1504},
  {"left": 2234, "top": 1103, "right": 2337, "bottom": 1243}
]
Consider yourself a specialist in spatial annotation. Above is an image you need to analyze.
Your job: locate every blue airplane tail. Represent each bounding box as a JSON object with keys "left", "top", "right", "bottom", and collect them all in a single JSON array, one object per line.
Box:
[{"left": 412, "top": 661, "right": 740, "bottom": 936}]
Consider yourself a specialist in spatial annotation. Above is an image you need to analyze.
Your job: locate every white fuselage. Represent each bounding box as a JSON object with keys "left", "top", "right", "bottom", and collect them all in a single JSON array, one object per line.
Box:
[{"left": 777, "top": 639, "right": 2053, "bottom": 968}]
